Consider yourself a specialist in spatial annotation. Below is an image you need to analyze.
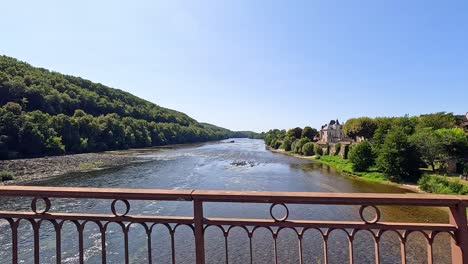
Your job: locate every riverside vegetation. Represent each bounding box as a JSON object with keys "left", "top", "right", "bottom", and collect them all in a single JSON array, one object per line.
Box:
[
  {"left": 264, "top": 113, "right": 468, "bottom": 194},
  {"left": 0, "top": 56, "right": 261, "bottom": 162}
]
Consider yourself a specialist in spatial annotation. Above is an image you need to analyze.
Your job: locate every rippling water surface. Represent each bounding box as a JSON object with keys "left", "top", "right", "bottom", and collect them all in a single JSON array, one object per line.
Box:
[{"left": 0, "top": 139, "right": 451, "bottom": 263}]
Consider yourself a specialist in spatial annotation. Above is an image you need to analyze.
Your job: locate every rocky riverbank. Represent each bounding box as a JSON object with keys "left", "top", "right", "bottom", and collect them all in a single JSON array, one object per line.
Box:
[{"left": 0, "top": 152, "right": 147, "bottom": 185}]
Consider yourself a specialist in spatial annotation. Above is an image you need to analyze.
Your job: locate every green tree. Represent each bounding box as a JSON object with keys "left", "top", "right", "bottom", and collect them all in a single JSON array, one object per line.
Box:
[
  {"left": 45, "top": 135, "right": 65, "bottom": 155},
  {"left": 281, "top": 138, "right": 293, "bottom": 151},
  {"left": 286, "top": 127, "right": 303, "bottom": 139},
  {"left": 435, "top": 128, "right": 467, "bottom": 160},
  {"left": 301, "top": 126, "right": 318, "bottom": 141},
  {"left": 302, "top": 142, "right": 315, "bottom": 156},
  {"left": 292, "top": 138, "right": 310, "bottom": 154},
  {"left": 376, "top": 128, "right": 421, "bottom": 182},
  {"left": 349, "top": 141, "right": 374, "bottom": 172},
  {"left": 416, "top": 112, "right": 456, "bottom": 131},
  {"left": 343, "top": 117, "right": 377, "bottom": 140},
  {"left": 410, "top": 128, "right": 442, "bottom": 171}
]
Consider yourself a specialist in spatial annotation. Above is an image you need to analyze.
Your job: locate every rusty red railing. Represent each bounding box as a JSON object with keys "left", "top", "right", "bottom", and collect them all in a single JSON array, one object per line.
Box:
[{"left": 0, "top": 186, "right": 466, "bottom": 263}]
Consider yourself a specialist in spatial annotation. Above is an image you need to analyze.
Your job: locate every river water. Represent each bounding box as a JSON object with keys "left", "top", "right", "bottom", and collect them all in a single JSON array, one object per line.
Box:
[{"left": 0, "top": 139, "right": 451, "bottom": 263}]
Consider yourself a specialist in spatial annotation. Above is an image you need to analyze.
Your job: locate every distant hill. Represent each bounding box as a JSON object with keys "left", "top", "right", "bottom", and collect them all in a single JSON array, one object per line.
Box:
[
  {"left": 200, "top": 123, "right": 263, "bottom": 139},
  {"left": 0, "top": 55, "right": 257, "bottom": 159}
]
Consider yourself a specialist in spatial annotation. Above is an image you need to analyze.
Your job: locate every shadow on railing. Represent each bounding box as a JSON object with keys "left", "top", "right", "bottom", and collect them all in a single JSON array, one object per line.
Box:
[{"left": 0, "top": 186, "right": 466, "bottom": 264}]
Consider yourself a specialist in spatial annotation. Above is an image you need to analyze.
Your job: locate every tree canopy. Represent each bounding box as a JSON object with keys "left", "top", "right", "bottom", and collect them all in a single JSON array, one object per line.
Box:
[{"left": 0, "top": 56, "right": 258, "bottom": 159}]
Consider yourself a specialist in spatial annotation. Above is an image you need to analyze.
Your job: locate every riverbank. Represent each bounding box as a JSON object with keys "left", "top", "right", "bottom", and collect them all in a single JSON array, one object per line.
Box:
[
  {"left": 0, "top": 139, "right": 243, "bottom": 185},
  {"left": 267, "top": 147, "right": 423, "bottom": 193},
  {"left": 0, "top": 152, "right": 148, "bottom": 185}
]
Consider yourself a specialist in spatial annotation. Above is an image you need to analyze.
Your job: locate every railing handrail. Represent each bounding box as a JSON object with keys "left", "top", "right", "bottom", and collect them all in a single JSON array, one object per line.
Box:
[
  {"left": 0, "top": 186, "right": 466, "bottom": 263},
  {"left": 0, "top": 186, "right": 467, "bottom": 206}
]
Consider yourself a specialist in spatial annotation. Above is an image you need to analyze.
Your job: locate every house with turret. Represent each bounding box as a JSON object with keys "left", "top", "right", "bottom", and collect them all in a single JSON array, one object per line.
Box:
[{"left": 316, "top": 119, "right": 346, "bottom": 144}]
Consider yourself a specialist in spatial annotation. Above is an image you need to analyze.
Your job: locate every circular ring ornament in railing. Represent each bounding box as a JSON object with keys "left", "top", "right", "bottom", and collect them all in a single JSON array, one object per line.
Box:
[
  {"left": 111, "top": 199, "right": 130, "bottom": 217},
  {"left": 359, "top": 205, "right": 381, "bottom": 224},
  {"left": 270, "top": 203, "right": 289, "bottom": 222},
  {"left": 31, "top": 197, "right": 51, "bottom": 214}
]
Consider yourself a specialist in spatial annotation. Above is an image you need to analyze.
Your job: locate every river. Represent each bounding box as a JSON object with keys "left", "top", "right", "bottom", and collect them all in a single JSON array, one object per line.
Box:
[{"left": 0, "top": 139, "right": 451, "bottom": 263}]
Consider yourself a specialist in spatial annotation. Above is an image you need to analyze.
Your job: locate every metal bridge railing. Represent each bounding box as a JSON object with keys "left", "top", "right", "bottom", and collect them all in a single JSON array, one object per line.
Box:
[{"left": 0, "top": 186, "right": 466, "bottom": 264}]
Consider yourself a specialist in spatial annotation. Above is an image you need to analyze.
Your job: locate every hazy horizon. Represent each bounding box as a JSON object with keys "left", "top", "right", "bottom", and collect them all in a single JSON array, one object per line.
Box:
[{"left": 2, "top": 1, "right": 467, "bottom": 132}]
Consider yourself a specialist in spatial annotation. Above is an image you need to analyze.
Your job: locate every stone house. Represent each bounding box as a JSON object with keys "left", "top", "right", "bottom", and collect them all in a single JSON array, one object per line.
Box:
[
  {"left": 316, "top": 119, "right": 346, "bottom": 144},
  {"left": 460, "top": 112, "right": 468, "bottom": 132}
]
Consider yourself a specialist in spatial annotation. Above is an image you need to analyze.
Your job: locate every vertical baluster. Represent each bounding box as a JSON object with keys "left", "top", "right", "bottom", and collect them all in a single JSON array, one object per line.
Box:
[
  {"left": 32, "top": 220, "right": 40, "bottom": 264},
  {"left": 124, "top": 225, "right": 129, "bottom": 264},
  {"left": 249, "top": 233, "right": 253, "bottom": 264},
  {"left": 101, "top": 225, "right": 107, "bottom": 264},
  {"left": 323, "top": 234, "right": 328, "bottom": 264},
  {"left": 374, "top": 237, "right": 380, "bottom": 264},
  {"left": 224, "top": 232, "right": 229, "bottom": 264},
  {"left": 147, "top": 229, "right": 153, "bottom": 264},
  {"left": 194, "top": 200, "right": 205, "bottom": 264},
  {"left": 170, "top": 229, "right": 176, "bottom": 264},
  {"left": 273, "top": 233, "right": 278, "bottom": 264},
  {"left": 298, "top": 233, "right": 303, "bottom": 264},
  {"left": 77, "top": 222, "right": 84, "bottom": 264},
  {"left": 450, "top": 203, "right": 468, "bottom": 264},
  {"left": 55, "top": 223, "right": 62, "bottom": 264},
  {"left": 348, "top": 235, "right": 354, "bottom": 264},
  {"left": 427, "top": 241, "right": 433, "bottom": 264},
  {"left": 400, "top": 238, "right": 407, "bottom": 264},
  {"left": 10, "top": 220, "right": 18, "bottom": 264}
]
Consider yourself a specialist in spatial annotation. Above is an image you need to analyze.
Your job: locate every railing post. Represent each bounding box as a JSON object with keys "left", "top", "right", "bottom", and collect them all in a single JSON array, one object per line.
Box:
[
  {"left": 450, "top": 202, "right": 468, "bottom": 264},
  {"left": 194, "top": 199, "right": 205, "bottom": 264}
]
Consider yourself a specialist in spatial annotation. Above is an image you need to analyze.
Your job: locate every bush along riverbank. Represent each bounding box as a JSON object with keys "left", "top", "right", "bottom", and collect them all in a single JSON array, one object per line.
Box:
[{"left": 263, "top": 113, "right": 468, "bottom": 194}]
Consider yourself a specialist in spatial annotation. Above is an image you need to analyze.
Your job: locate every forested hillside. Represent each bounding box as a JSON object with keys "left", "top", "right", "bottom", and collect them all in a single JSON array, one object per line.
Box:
[{"left": 0, "top": 56, "right": 254, "bottom": 159}]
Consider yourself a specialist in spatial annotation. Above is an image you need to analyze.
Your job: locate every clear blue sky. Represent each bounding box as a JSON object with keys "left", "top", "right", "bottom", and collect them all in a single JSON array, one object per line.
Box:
[{"left": 1, "top": 1, "right": 467, "bottom": 132}]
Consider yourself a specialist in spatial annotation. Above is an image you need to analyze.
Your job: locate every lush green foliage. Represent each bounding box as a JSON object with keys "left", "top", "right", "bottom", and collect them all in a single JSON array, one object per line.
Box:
[
  {"left": 314, "top": 144, "right": 323, "bottom": 156},
  {"left": 376, "top": 128, "right": 422, "bottom": 182},
  {"left": 0, "top": 170, "right": 14, "bottom": 181},
  {"left": 264, "top": 111, "right": 465, "bottom": 186},
  {"left": 416, "top": 112, "right": 456, "bottom": 131},
  {"left": 418, "top": 174, "right": 468, "bottom": 195},
  {"left": 316, "top": 155, "right": 387, "bottom": 182},
  {"left": 343, "top": 117, "right": 377, "bottom": 140},
  {"left": 348, "top": 141, "right": 374, "bottom": 172},
  {"left": 301, "top": 126, "right": 318, "bottom": 141},
  {"left": 286, "top": 127, "right": 303, "bottom": 139},
  {"left": 0, "top": 56, "right": 256, "bottom": 159},
  {"left": 302, "top": 142, "right": 315, "bottom": 156},
  {"left": 281, "top": 138, "right": 293, "bottom": 151},
  {"left": 292, "top": 138, "right": 310, "bottom": 154}
]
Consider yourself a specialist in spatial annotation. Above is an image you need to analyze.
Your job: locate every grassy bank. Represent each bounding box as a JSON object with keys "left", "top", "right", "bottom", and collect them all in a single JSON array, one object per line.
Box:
[
  {"left": 314, "top": 155, "right": 389, "bottom": 183},
  {"left": 418, "top": 174, "right": 468, "bottom": 195}
]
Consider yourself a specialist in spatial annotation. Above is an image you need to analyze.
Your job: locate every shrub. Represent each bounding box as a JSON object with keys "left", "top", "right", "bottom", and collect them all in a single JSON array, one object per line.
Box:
[
  {"left": 314, "top": 144, "right": 323, "bottom": 155},
  {"left": 418, "top": 174, "right": 468, "bottom": 195},
  {"left": 281, "top": 138, "right": 293, "bottom": 151},
  {"left": 292, "top": 138, "right": 310, "bottom": 154},
  {"left": 271, "top": 139, "right": 281, "bottom": 149},
  {"left": 349, "top": 141, "right": 374, "bottom": 172},
  {"left": 302, "top": 142, "right": 315, "bottom": 156},
  {"left": 0, "top": 170, "right": 15, "bottom": 182}
]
